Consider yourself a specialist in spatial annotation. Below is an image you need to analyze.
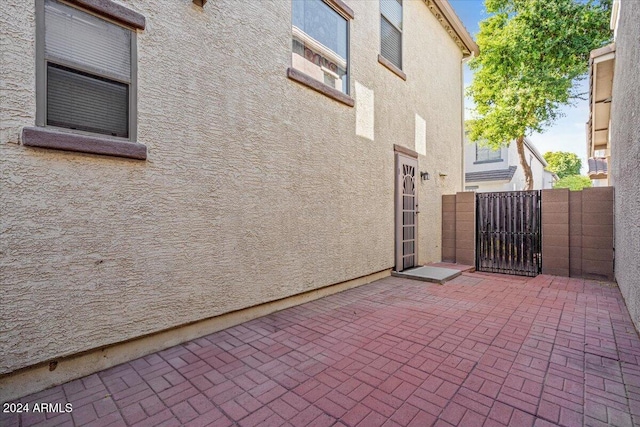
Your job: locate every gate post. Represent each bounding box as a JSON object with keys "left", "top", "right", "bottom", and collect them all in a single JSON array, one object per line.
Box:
[
  {"left": 455, "top": 191, "right": 475, "bottom": 266},
  {"left": 580, "top": 187, "right": 614, "bottom": 280},
  {"left": 442, "top": 195, "right": 457, "bottom": 262},
  {"left": 541, "top": 189, "right": 570, "bottom": 276}
]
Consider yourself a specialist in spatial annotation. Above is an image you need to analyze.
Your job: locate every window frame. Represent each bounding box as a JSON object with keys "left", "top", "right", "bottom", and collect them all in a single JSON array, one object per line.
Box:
[
  {"left": 287, "top": 0, "right": 354, "bottom": 106},
  {"left": 379, "top": 0, "right": 404, "bottom": 77},
  {"left": 28, "top": 0, "right": 146, "bottom": 160},
  {"left": 475, "top": 143, "right": 502, "bottom": 164}
]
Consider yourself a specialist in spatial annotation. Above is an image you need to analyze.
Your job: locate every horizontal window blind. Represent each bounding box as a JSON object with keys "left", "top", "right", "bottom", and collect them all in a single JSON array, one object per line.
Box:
[
  {"left": 44, "top": 0, "right": 131, "bottom": 82},
  {"left": 380, "top": 0, "right": 402, "bottom": 30},
  {"left": 47, "top": 64, "right": 129, "bottom": 138},
  {"left": 381, "top": 16, "right": 402, "bottom": 69}
]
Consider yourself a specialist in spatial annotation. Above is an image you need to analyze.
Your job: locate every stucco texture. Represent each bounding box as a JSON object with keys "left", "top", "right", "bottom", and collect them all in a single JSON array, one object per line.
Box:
[
  {"left": 0, "top": 0, "right": 464, "bottom": 374},
  {"left": 610, "top": 0, "right": 640, "bottom": 331}
]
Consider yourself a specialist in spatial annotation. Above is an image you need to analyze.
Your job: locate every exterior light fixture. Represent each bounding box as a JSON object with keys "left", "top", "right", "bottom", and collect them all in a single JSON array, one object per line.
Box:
[
  {"left": 193, "top": 0, "right": 207, "bottom": 6},
  {"left": 420, "top": 171, "right": 430, "bottom": 181}
]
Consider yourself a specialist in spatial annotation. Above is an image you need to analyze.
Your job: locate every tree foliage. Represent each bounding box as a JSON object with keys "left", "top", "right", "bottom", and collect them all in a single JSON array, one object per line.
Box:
[
  {"left": 543, "top": 151, "right": 582, "bottom": 178},
  {"left": 467, "top": 0, "right": 611, "bottom": 189},
  {"left": 553, "top": 174, "right": 592, "bottom": 190}
]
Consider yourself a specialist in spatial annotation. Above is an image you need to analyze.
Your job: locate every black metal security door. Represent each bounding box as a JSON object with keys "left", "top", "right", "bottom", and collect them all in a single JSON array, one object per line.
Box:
[
  {"left": 395, "top": 153, "right": 418, "bottom": 271},
  {"left": 476, "top": 191, "right": 542, "bottom": 277}
]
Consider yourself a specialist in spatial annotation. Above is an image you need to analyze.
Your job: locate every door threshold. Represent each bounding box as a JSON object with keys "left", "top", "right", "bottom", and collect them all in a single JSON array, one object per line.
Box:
[{"left": 391, "top": 265, "right": 462, "bottom": 284}]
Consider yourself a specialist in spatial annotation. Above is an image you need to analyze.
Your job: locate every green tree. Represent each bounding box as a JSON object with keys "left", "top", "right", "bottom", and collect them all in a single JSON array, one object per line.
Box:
[
  {"left": 553, "top": 174, "right": 592, "bottom": 190},
  {"left": 543, "top": 151, "right": 582, "bottom": 178},
  {"left": 467, "top": 0, "right": 611, "bottom": 190}
]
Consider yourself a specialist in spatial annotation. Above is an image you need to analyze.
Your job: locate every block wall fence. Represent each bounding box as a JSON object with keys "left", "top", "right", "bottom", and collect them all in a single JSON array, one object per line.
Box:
[{"left": 442, "top": 188, "right": 614, "bottom": 281}]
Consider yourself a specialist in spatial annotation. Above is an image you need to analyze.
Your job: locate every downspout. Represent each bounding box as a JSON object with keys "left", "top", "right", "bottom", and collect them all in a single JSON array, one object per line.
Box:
[{"left": 461, "top": 52, "right": 475, "bottom": 191}]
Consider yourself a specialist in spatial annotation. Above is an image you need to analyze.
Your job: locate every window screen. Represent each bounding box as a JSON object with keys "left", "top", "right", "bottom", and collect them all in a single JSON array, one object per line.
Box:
[
  {"left": 44, "top": 0, "right": 131, "bottom": 138},
  {"left": 380, "top": 0, "right": 402, "bottom": 69}
]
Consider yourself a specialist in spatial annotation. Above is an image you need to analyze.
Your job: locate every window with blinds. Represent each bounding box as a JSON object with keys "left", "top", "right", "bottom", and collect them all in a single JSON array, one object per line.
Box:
[
  {"left": 380, "top": 0, "right": 402, "bottom": 70},
  {"left": 42, "top": 0, "right": 133, "bottom": 138},
  {"left": 291, "top": 0, "right": 349, "bottom": 94}
]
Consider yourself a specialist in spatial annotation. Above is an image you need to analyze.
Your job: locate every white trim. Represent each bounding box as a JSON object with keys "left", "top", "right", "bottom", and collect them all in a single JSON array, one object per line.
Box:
[
  {"left": 610, "top": 0, "right": 620, "bottom": 35},
  {"left": 292, "top": 26, "right": 347, "bottom": 69},
  {"left": 593, "top": 52, "right": 615, "bottom": 64}
]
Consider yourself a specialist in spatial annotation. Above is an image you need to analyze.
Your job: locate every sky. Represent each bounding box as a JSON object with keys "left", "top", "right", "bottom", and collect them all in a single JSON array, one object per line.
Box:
[{"left": 448, "top": 0, "right": 591, "bottom": 173}]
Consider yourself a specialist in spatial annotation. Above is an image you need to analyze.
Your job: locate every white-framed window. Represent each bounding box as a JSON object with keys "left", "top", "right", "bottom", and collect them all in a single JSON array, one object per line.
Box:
[
  {"left": 291, "top": 0, "right": 350, "bottom": 94},
  {"left": 36, "top": 0, "right": 137, "bottom": 140},
  {"left": 476, "top": 144, "right": 502, "bottom": 162},
  {"left": 380, "top": 0, "right": 402, "bottom": 70}
]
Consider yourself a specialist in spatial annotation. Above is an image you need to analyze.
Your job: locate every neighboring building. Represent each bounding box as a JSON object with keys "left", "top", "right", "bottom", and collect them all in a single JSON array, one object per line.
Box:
[
  {"left": 586, "top": 42, "right": 615, "bottom": 187},
  {"left": 0, "top": 0, "right": 477, "bottom": 400},
  {"left": 464, "top": 138, "right": 556, "bottom": 192},
  {"left": 593, "top": 0, "right": 640, "bottom": 331}
]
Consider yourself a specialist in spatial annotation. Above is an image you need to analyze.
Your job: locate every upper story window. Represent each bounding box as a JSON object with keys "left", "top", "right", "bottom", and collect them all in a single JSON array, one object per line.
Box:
[
  {"left": 291, "top": 0, "right": 349, "bottom": 94},
  {"left": 40, "top": 0, "right": 134, "bottom": 139},
  {"left": 25, "top": 0, "right": 146, "bottom": 159},
  {"left": 476, "top": 144, "right": 502, "bottom": 162},
  {"left": 380, "top": 0, "right": 402, "bottom": 70}
]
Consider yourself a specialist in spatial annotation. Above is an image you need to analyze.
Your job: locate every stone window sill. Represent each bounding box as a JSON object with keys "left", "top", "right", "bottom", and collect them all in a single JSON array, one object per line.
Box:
[
  {"left": 22, "top": 127, "right": 147, "bottom": 160},
  {"left": 67, "top": 0, "right": 145, "bottom": 29},
  {"left": 473, "top": 159, "right": 503, "bottom": 164},
  {"left": 378, "top": 55, "right": 406, "bottom": 81},
  {"left": 287, "top": 68, "right": 354, "bottom": 107}
]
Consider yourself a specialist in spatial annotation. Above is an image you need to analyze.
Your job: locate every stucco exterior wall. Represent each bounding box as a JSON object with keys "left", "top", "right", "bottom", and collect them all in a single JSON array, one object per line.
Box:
[
  {"left": 0, "top": 0, "right": 465, "bottom": 375},
  {"left": 610, "top": 0, "right": 640, "bottom": 331}
]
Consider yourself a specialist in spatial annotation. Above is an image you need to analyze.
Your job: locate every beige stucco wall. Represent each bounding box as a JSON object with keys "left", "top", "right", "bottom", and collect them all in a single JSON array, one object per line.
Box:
[
  {"left": 610, "top": 0, "right": 640, "bottom": 331},
  {"left": 0, "top": 0, "right": 464, "bottom": 375}
]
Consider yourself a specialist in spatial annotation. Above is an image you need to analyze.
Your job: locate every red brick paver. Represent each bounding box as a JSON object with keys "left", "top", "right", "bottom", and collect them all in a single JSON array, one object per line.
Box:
[{"left": 3, "top": 272, "right": 640, "bottom": 426}]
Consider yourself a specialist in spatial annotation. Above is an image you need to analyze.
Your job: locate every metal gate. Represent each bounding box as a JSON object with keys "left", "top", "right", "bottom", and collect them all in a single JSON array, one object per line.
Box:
[
  {"left": 395, "top": 153, "right": 418, "bottom": 271},
  {"left": 476, "top": 191, "right": 541, "bottom": 277}
]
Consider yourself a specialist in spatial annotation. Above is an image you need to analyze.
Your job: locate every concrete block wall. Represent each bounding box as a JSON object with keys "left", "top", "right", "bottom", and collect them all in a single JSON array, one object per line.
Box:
[
  {"left": 541, "top": 189, "right": 570, "bottom": 276},
  {"left": 569, "top": 191, "right": 583, "bottom": 277},
  {"left": 539, "top": 188, "right": 614, "bottom": 279},
  {"left": 454, "top": 191, "right": 475, "bottom": 266},
  {"left": 580, "top": 187, "right": 614, "bottom": 281},
  {"left": 443, "top": 189, "right": 614, "bottom": 280},
  {"left": 442, "top": 194, "right": 456, "bottom": 262}
]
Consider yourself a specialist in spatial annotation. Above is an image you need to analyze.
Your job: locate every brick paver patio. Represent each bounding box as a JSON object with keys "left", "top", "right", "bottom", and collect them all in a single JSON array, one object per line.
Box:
[{"left": 3, "top": 272, "right": 640, "bottom": 427}]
